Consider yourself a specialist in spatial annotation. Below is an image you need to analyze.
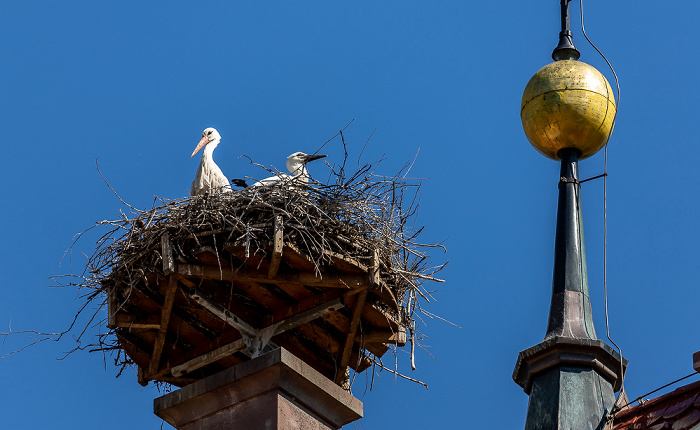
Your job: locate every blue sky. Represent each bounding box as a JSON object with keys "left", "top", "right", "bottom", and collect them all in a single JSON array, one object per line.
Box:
[{"left": 1, "top": 1, "right": 699, "bottom": 428}]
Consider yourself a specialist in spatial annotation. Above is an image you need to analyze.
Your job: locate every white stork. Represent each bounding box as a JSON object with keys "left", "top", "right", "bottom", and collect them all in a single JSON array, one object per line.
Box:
[
  {"left": 252, "top": 152, "right": 326, "bottom": 187},
  {"left": 190, "top": 127, "right": 233, "bottom": 196}
]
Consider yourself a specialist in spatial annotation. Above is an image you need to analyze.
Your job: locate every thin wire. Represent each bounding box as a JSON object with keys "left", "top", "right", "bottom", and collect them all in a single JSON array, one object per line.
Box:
[
  {"left": 616, "top": 372, "right": 699, "bottom": 411},
  {"left": 578, "top": 0, "right": 625, "bottom": 388}
]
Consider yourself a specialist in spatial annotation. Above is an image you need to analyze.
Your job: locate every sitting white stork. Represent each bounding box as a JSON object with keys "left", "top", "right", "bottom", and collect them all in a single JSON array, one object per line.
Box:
[
  {"left": 251, "top": 152, "right": 326, "bottom": 187},
  {"left": 190, "top": 127, "right": 233, "bottom": 196}
]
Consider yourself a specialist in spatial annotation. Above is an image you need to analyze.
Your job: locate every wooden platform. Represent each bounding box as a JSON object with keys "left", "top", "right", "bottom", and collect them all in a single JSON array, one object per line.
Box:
[{"left": 107, "top": 230, "right": 406, "bottom": 388}]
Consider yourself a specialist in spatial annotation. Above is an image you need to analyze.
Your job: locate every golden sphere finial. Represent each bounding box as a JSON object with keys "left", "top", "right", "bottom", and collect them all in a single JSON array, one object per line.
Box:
[{"left": 521, "top": 60, "right": 616, "bottom": 161}]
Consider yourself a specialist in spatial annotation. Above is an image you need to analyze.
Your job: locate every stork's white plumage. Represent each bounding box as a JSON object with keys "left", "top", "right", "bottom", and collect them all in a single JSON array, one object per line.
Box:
[
  {"left": 252, "top": 152, "right": 326, "bottom": 187},
  {"left": 190, "top": 127, "right": 232, "bottom": 196}
]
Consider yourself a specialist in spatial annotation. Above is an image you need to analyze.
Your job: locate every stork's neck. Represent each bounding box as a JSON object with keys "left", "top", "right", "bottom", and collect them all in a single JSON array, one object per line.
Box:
[
  {"left": 288, "top": 161, "right": 309, "bottom": 178},
  {"left": 202, "top": 139, "right": 220, "bottom": 160}
]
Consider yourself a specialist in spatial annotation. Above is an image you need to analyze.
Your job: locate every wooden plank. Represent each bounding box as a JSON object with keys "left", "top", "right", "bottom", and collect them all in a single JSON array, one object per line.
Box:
[
  {"left": 280, "top": 243, "right": 316, "bottom": 271},
  {"left": 275, "top": 282, "right": 315, "bottom": 302},
  {"left": 360, "top": 297, "right": 402, "bottom": 328},
  {"left": 370, "top": 249, "right": 380, "bottom": 286},
  {"left": 148, "top": 275, "right": 179, "bottom": 376},
  {"left": 224, "top": 243, "right": 269, "bottom": 271},
  {"left": 114, "top": 314, "right": 161, "bottom": 330},
  {"left": 190, "top": 288, "right": 257, "bottom": 336},
  {"left": 262, "top": 289, "right": 340, "bottom": 327},
  {"left": 161, "top": 232, "right": 175, "bottom": 275},
  {"left": 137, "top": 366, "right": 148, "bottom": 387},
  {"left": 116, "top": 331, "right": 153, "bottom": 375},
  {"left": 149, "top": 329, "right": 245, "bottom": 381},
  {"left": 296, "top": 322, "right": 343, "bottom": 355},
  {"left": 270, "top": 297, "right": 344, "bottom": 335},
  {"left": 335, "top": 290, "right": 367, "bottom": 384},
  {"left": 268, "top": 215, "right": 284, "bottom": 279},
  {"left": 324, "top": 250, "right": 368, "bottom": 274},
  {"left": 107, "top": 286, "right": 118, "bottom": 329},
  {"left": 171, "top": 338, "right": 246, "bottom": 377},
  {"left": 362, "top": 326, "right": 407, "bottom": 346},
  {"left": 193, "top": 246, "right": 229, "bottom": 267},
  {"left": 177, "top": 264, "right": 369, "bottom": 289},
  {"left": 232, "top": 280, "right": 290, "bottom": 313}
]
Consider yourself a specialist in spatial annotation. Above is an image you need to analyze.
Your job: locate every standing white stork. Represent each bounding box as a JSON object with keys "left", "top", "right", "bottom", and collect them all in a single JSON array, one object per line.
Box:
[
  {"left": 190, "top": 127, "right": 233, "bottom": 196},
  {"left": 252, "top": 152, "right": 327, "bottom": 187}
]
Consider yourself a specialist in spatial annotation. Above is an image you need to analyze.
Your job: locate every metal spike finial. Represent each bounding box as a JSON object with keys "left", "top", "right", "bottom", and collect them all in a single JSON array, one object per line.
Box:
[{"left": 552, "top": 0, "right": 580, "bottom": 61}]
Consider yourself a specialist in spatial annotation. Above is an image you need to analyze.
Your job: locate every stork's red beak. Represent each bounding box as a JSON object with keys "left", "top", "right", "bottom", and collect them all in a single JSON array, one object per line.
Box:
[{"left": 191, "top": 136, "right": 208, "bottom": 158}]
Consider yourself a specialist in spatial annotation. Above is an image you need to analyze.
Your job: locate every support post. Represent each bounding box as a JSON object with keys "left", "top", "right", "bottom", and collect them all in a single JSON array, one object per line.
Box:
[{"left": 149, "top": 275, "right": 179, "bottom": 376}]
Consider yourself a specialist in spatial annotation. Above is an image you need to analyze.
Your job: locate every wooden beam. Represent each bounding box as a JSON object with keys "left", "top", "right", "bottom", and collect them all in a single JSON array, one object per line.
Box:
[
  {"left": 171, "top": 338, "right": 246, "bottom": 377},
  {"left": 107, "top": 286, "right": 118, "bottom": 329},
  {"left": 177, "top": 264, "right": 369, "bottom": 288},
  {"left": 190, "top": 288, "right": 257, "bottom": 337},
  {"left": 270, "top": 297, "right": 344, "bottom": 335},
  {"left": 361, "top": 326, "right": 407, "bottom": 346},
  {"left": 362, "top": 298, "right": 402, "bottom": 328},
  {"left": 137, "top": 366, "right": 148, "bottom": 387},
  {"left": 262, "top": 290, "right": 339, "bottom": 327},
  {"left": 148, "top": 275, "right": 179, "bottom": 376},
  {"left": 192, "top": 288, "right": 343, "bottom": 341},
  {"left": 336, "top": 290, "right": 367, "bottom": 384},
  {"left": 323, "top": 250, "right": 367, "bottom": 273},
  {"left": 224, "top": 243, "right": 269, "bottom": 271},
  {"left": 279, "top": 242, "right": 316, "bottom": 271},
  {"left": 161, "top": 232, "right": 176, "bottom": 275},
  {"left": 114, "top": 314, "right": 161, "bottom": 330},
  {"left": 268, "top": 215, "right": 284, "bottom": 279},
  {"left": 370, "top": 249, "right": 380, "bottom": 286}
]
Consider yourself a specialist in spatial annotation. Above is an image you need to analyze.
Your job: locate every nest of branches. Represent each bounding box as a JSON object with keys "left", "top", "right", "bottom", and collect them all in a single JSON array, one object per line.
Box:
[{"left": 69, "top": 154, "right": 445, "bottom": 388}]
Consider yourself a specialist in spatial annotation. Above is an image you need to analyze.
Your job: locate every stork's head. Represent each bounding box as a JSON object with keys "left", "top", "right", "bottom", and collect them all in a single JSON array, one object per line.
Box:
[
  {"left": 191, "top": 127, "right": 221, "bottom": 158},
  {"left": 286, "top": 152, "right": 327, "bottom": 176}
]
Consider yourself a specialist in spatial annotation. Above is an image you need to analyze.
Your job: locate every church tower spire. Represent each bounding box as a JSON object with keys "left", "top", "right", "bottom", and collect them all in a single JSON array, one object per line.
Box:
[{"left": 513, "top": 2, "right": 626, "bottom": 428}]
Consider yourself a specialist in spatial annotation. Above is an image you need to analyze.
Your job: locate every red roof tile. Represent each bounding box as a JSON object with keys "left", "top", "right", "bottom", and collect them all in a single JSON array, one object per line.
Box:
[{"left": 613, "top": 380, "right": 700, "bottom": 430}]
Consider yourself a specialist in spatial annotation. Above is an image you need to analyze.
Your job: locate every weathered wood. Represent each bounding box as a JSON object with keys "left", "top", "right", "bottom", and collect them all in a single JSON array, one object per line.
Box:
[
  {"left": 132, "top": 281, "right": 223, "bottom": 340},
  {"left": 161, "top": 233, "right": 176, "bottom": 275},
  {"left": 280, "top": 242, "right": 317, "bottom": 271},
  {"left": 116, "top": 331, "right": 153, "bottom": 375},
  {"left": 324, "top": 250, "right": 368, "bottom": 274},
  {"left": 177, "top": 264, "right": 369, "bottom": 289},
  {"left": 297, "top": 322, "right": 344, "bottom": 355},
  {"left": 193, "top": 246, "right": 228, "bottom": 267},
  {"left": 336, "top": 290, "right": 367, "bottom": 384},
  {"left": 137, "top": 366, "right": 148, "bottom": 387},
  {"left": 262, "top": 290, "right": 340, "bottom": 327},
  {"left": 149, "top": 275, "right": 179, "bottom": 376},
  {"left": 107, "top": 285, "right": 118, "bottom": 329},
  {"left": 190, "top": 288, "right": 257, "bottom": 337},
  {"left": 268, "top": 215, "right": 284, "bottom": 279},
  {"left": 224, "top": 243, "right": 270, "bottom": 271},
  {"left": 270, "top": 297, "right": 344, "bottom": 335},
  {"left": 274, "top": 282, "right": 315, "bottom": 302},
  {"left": 171, "top": 338, "right": 246, "bottom": 377},
  {"left": 361, "top": 297, "right": 401, "bottom": 328},
  {"left": 231, "top": 280, "right": 290, "bottom": 312},
  {"left": 114, "top": 314, "right": 161, "bottom": 330},
  {"left": 362, "top": 326, "right": 407, "bottom": 346},
  {"left": 370, "top": 249, "right": 380, "bottom": 286}
]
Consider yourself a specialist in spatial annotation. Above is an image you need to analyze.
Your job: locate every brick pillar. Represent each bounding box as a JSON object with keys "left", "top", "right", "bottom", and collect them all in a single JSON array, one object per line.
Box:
[{"left": 155, "top": 348, "right": 363, "bottom": 429}]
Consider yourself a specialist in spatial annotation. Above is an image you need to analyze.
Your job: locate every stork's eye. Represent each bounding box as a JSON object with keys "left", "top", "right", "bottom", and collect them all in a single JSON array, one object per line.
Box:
[{"left": 207, "top": 130, "right": 213, "bottom": 135}]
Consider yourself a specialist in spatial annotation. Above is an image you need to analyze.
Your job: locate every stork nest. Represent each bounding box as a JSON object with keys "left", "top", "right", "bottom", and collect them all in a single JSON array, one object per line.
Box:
[{"left": 63, "top": 155, "right": 446, "bottom": 387}]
